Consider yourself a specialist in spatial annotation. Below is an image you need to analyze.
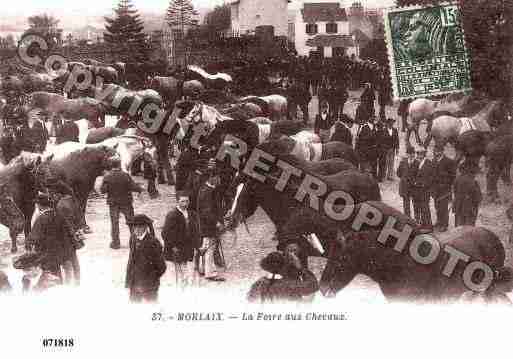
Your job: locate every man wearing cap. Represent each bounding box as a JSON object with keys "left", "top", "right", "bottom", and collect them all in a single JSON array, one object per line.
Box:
[
  {"left": 197, "top": 170, "right": 225, "bottom": 281},
  {"left": 100, "top": 158, "right": 143, "bottom": 249},
  {"left": 453, "top": 161, "right": 482, "bottom": 226},
  {"left": 161, "top": 191, "right": 200, "bottom": 289},
  {"left": 431, "top": 146, "right": 456, "bottom": 232},
  {"left": 412, "top": 148, "right": 434, "bottom": 229},
  {"left": 397, "top": 146, "right": 418, "bottom": 218},
  {"left": 125, "top": 214, "right": 166, "bottom": 303},
  {"left": 330, "top": 114, "right": 353, "bottom": 147}
]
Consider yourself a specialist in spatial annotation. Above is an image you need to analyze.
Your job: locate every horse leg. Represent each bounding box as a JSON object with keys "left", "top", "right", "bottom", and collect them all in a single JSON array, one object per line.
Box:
[
  {"left": 10, "top": 228, "right": 18, "bottom": 254},
  {"left": 78, "top": 192, "right": 91, "bottom": 233}
]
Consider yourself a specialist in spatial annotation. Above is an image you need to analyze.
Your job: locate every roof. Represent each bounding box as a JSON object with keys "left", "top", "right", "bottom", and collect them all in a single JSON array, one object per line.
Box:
[
  {"left": 231, "top": 0, "right": 290, "bottom": 4},
  {"left": 305, "top": 34, "right": 354, "bottom": 47},
  {"left": 301, "top": 3, "right": 348, "bottom": 23}
]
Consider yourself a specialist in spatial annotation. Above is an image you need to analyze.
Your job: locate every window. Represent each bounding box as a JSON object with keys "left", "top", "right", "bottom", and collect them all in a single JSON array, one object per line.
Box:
[
  {"left": 305, "top": 23, "right": 318, "bottom": 35},
  {"left": 256, "top": 14, "right": 261, "bottom": 19},
  {"left": 326, "top": 22, "right": 338, "bottom": 34}
]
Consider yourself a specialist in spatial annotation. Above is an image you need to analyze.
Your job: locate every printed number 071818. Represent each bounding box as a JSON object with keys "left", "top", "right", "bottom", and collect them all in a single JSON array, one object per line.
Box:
[{"left": 440, "top": 5, "right": 459, "bottom": 27}]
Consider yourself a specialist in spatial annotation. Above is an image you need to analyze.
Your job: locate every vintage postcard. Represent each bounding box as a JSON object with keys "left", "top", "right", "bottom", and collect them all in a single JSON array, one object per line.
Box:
[{"left": 0, "top": 0, "right": 512, "bottom": 357}]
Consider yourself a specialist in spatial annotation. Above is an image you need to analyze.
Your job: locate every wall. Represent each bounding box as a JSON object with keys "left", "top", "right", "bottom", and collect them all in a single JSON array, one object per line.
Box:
[{"left": 231, "top": 0, "right": 289, "bottom": 37}]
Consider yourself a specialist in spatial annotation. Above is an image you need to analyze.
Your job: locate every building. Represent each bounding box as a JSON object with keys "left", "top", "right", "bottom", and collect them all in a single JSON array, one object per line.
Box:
[
  {"left": 294, "top": 2, "right": 355, "bottom": 58},
  {"left": 230, "top": 0, "right": 290, "bottom": 37},
  {"left": 72, "top": 25, "right": 104, "bottom": 44}
]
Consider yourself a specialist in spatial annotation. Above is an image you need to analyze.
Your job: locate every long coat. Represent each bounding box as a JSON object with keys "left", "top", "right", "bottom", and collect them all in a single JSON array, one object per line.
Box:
[
  {"left": 453, "top": 174, "right": 482, "bottom": 225},
  {"left": 431, "top": 156, "right": 457, "bottom": 198},
  {"left": 397, "top": 158, "right": 419, "bottom": 198},
  {"left": 28, "top": 209, "right": 65, "bottom": 271},
  {"left": 413, "top": 159, "right": 434, "bottom": 196},
  {"left": 125, "top": 234, "right": 166, "bottom": 290},
  {"left": 197, "top": 184, "right": 223, "bottom": 238},
  {"left": 56, "top": 120, "right": 79, "bottom": 144},
  {"left": 161, "top": 209, "right": 200, "bottom": 263},
  {"left": 355, "top": 123, "right": 378, "bottom": 162},
  {"left": 330, "top": 122, "right": 353, "bottom": 147}
]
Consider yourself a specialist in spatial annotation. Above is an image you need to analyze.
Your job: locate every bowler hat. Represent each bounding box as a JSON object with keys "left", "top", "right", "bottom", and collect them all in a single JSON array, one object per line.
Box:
[
  {"left": 339, "top": 114, "right": 353, "bottom": 124},
  {"left": 406, "top": 146, "right": 415, "bottom": 155},
  {"left": 127, "top": 214, "right": 153, "bottom": 227},
  {"left": 176, "top": 190, "right": 190, "bottom": 199},
  {"left": 260, "top": 251, "right": 286, "bottom": 275},
  {"left": 416, "top": 148, "right": 427, "bottom": 154}
]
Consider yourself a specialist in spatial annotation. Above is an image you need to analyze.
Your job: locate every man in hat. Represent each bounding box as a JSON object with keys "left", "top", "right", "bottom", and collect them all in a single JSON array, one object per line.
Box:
[
  {"left": 161, "top": 190, "right": 200, "bottom": 289},
  {"left": 100, "top": 158, "right": 143, "bottom": 249},
  {"left": 197, "top": 169, "right": 225, "bottom": 282},
  {"left": 412, "top": 148, "right": 434, "bottom": 229},
  {"left": 377, "top": 118, "right": 400, "bottom": 181},
  {"left": 314, "top": 101, "right": 335, "bottom": 143},
  {"left": 360, "top": 83, "right": 376, "bottom": 117},
  {"left": 397, "top": 146, "right": 418, "bottom": 218},
  {"left": 330, "top": 114, "right": 353, "bottom": 147},
  {"left": 55, "top": 115, "right": 79, "bottom": 144},
  {"left": 431, "top": 146, "right": 456, "bottom": 232},
  {"left": 247, "top": 250, "right": 318, "bottom": 303},
  {"left": 19, "top": 111, "right": 48, "bottom": 153},
  {"left": 355, "top": 114, "right": 378, "bottom": 178},
  {"left": 27, "top": 193, "right": 65, "bottom": 283},
  {"left": 453, "top": 161, "right": 482, "bottom": 227},
  {"left": 125, "top": 214, "right": 166, "bottom": 303}
]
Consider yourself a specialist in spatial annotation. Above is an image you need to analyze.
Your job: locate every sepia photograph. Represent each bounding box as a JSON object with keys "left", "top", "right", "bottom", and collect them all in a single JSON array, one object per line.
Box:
[{"left": 1, "top": 0, "right": 513, "bottom": 356}]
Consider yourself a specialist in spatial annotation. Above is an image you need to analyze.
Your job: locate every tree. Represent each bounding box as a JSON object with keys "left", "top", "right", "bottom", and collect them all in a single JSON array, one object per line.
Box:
[
  {"left": 204, "top": 4, "right": 231, "bottom": 33},
  {"left": 23, "top": 14, "right": 62, "bottom": 48},
  {"left": 166, "top": 0, "right": 199, "bottom": 66},
  {"left": 104, "top": 0, "right": 149, "bottom": 62}
]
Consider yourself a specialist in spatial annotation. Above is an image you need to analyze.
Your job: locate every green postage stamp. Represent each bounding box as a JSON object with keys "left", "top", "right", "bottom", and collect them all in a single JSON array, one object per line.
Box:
[{"left": 384, "top": 2, "right": 472, "bottom": 100}]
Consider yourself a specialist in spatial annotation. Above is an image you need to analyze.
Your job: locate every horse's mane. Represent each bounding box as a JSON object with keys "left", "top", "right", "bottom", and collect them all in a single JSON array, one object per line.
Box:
[{"left": 0, "top": 152, "right": 36, "bottom": 179}]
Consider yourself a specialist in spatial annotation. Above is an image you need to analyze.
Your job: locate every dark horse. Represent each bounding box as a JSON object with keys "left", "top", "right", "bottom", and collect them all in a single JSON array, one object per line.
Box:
[
  {"left": 0, "top": 152, "right": 43, "bottom": 253},
  {"left": 34, "top": 145, "right": 119, "bottom": 232},
  {"left": 226, "top": 154, "right": 380, "bottom": 248}
]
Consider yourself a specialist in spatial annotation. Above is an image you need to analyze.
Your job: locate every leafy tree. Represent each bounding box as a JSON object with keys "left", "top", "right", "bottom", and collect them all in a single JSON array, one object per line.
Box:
[
  {"left": 166, "top": 0, "right": 199, "bottom": 66},
  {"left": 104, "top": 0, "right": 149, "bottom": 62},
  {"left": 204, "top": 4, "right": 231, "bottom": 33},
  {"left": 166, "top": 0, "right": 199, "bottom": 36},
  {"left": 22, "top": 14, "right": 62, "bottom": 49}
]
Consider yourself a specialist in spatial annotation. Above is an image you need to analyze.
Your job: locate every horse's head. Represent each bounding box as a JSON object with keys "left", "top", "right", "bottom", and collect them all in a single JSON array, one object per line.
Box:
[
  {"left": 224, "top": 171, "right": 258, "bottom": 231},
  {"left": 0, "top": 182, "right": 24, "bottom": 235}
]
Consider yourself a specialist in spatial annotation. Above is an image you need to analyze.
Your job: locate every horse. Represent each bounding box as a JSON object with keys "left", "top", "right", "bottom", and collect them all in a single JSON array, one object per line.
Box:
[
  {"left": 407, "top": 94, "right": 470, "bottom": 147},
  {"left": 85, "top": 127, "right": 127, "bottom": 144},
  {"left": 257, "top": 137, "right": 359, "bottom": 166},
  {"left": 151, "top": 76, "right": 204, "bottom": 108},
  {"left": 426, "top": 101, "right": 503, "bottom": 150},
  {"left": 0, "top": 152, "right": 44, "bottom": 253},
  {"left": 239, "top": 95, "right": 288, "bottom": 121},
  {"left": 225, "top": 156, "right": 380, "bottom": 248},
  {"left": 319, "top": 225, "right": 510, "bottom": 303},
  {"left": 35, "top": 144, "right": 119, "bottom": 232},
  {"left": 187, "top": 65, "right": 232, "bottom": 90},
  {"left": 28, "top": 92, "right": 105, "bottom": 128}
]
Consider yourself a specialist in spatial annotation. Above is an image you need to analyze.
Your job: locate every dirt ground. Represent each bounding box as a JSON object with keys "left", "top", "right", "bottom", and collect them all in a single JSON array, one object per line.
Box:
[{"left": 1, "top": 89, "right": 512, "bottom": 304}]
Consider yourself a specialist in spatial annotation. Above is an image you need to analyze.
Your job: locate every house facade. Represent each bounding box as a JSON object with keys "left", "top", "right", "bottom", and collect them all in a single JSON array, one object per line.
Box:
[
  {"left": 294, "top": 2, "right": 355, "bottom": 58},
  {"left": 230, "top": 0, "right": 290, "bottom": 37}
]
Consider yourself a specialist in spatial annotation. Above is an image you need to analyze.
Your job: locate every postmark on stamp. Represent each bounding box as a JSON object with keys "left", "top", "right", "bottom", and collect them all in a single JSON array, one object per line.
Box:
[{"left": 383, "top": 2, "right": 472, "bottom": 100}]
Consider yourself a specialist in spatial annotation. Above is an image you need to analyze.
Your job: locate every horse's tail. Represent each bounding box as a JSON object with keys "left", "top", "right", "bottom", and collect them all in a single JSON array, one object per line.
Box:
[{"left": 240, "top": 96, "right": 270, "bottom": 118}]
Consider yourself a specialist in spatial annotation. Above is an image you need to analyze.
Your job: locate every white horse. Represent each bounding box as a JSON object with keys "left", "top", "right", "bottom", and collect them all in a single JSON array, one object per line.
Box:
[{"left": 407, "top": 93, "right": 470, "bottom": 146}]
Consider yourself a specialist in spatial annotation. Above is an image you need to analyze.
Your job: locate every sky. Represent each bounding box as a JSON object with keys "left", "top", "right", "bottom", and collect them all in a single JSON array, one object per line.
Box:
[{"left": 1, "top": 0, "right": 396, "bottom": 16}]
